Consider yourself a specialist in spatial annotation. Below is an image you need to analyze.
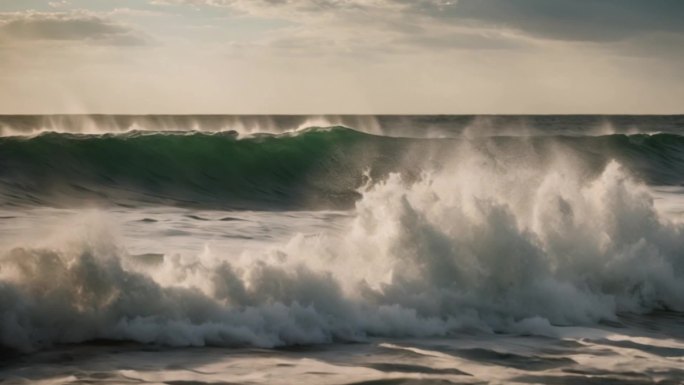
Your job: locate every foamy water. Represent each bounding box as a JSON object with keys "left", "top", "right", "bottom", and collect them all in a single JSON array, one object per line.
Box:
[{"left": 1, "top": 115, "right": 684, "bottom": 384}]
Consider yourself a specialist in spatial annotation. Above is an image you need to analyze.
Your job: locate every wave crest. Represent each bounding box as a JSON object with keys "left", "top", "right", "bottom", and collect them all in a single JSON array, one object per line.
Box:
[
  {"left": 2, "top": 143, "right": 684, "bottom": 351},
  {"left": 3, "top": 129, "right": 684, "bottom": 209}
]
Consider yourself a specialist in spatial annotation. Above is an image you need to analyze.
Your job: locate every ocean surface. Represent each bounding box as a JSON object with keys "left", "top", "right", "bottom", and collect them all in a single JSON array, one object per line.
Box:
[{"left": 1, "top": 115, "right": 684, "bottom": 384}]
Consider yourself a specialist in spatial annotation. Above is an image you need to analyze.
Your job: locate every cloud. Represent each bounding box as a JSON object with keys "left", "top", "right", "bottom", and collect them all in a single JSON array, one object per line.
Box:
[
  {"left": 0, "top": 0, "right": 681, "bottom": 114},
  {"left": 49, "top": 0, "right": 71, "bottom": 8},
  {"left": 0, "top": 11, "right": 149, "bottom": 46},
  {"left": 151, "top": 0, "right": 532, "bottom": 55},
  {"left": 153, "top": 0, "right": 414, "bottom": 20},
  {"left": 254, "top": 1, "right": 684, "bottom": 43},
  {"left": 431, "top": 0, "right": 684, "bottom": 43},
  {"left": 152, "top": 0, "right": 684, "bottom": 47}
]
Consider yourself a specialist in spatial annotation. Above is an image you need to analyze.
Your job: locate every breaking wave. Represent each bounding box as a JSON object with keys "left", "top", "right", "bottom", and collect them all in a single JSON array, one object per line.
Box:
[
  {"left": 3, "top": 128, "right": 684, "bottom": 208},
  {"left": 2, "top": 138, "right": 684, "bottom": 352},
  {"left": 1, "top": 114, "right": 683, "bottom": 137}
]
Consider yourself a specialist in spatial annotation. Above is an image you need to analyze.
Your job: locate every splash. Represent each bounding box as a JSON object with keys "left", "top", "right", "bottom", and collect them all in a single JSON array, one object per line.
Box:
[{"left": 2, "top": 140, "right": 683, "bottom": 352}]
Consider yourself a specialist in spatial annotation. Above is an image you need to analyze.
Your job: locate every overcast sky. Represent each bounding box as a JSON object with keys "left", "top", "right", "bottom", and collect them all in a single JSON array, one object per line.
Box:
[{"left": 0, "top": 0, "right": 682, "bottom": 114}]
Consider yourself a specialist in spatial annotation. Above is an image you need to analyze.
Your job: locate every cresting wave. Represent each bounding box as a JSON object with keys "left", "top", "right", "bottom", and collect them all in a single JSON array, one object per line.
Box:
[
  {"left": 2, "top": 114, "right": 684, "bottom": 137},
  {"left": 0, "top": 128, "right": 395, "bottom": 209},
  {"left": 2, "top": 128, "right": 684, "bottom": 209},
  {"left": 1, "top": 135, "right": 684, "bottom": 352}
]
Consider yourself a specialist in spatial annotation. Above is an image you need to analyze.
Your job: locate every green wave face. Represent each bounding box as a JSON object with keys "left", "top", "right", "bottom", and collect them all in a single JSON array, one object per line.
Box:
[
  {"left": 2, "top": 128, "right": 684, "bottom": 209},
  {"left": 0, "top": 128, "right": 407, "bottom": 209}
]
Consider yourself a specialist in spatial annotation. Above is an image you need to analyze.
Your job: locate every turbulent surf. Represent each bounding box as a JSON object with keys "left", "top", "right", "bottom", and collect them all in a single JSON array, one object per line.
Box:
[{"left": 1, "top": 115, "right": 684, "bottom": 384}]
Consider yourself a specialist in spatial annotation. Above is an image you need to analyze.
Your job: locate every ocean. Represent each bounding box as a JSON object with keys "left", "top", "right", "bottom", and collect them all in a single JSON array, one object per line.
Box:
[{"left": 1, "top": 115, "right": 684, "bottom": 384}]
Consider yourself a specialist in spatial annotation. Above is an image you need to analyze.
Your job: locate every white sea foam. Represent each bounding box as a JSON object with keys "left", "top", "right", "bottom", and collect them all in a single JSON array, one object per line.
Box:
[{"left": 1, "top": 142, "right": 684, "bottom": 352}]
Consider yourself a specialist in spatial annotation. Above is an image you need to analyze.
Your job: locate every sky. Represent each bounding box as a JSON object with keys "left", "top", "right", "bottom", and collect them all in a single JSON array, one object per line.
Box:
[{"left": 0, "top": 0, "right": 682, "bottom": 114}]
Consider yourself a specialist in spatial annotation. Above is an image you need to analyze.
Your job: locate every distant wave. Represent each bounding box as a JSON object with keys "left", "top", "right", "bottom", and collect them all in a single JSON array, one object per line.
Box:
[
  {"left": 1, "top": 114, "right": 683, "bottom": 137},
  {"left": 2, "top": 128, "right": 684, "bottom": 209}
]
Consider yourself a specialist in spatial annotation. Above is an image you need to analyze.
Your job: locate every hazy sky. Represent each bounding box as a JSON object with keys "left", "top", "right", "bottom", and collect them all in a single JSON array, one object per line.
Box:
[{"left": 0, "top": 0, "right": 682, "bottom": 114}]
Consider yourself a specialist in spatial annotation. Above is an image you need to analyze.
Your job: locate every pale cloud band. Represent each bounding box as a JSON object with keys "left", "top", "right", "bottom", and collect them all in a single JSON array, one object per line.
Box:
[
  {"left": 0, "top": 0, "right": 681, "bottom": 113},
  {"left": 0, "top": 11, "right": 147, "bottom": 45},
  {"left": 155, "top": 0, "right": 684, "bottom": 44}
]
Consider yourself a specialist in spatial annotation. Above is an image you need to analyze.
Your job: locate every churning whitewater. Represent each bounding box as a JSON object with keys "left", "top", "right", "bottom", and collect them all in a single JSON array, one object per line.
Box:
[{"left": 1, "top": 115, "right": 684, "bottom": 384}]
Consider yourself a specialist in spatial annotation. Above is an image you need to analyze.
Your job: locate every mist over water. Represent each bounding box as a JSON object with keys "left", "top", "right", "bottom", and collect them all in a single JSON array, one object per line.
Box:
[
  {"left": 1, "top": 115, "right": 684, "bottom": 384},
  {"left": 2, "top": 114, "right": 684, "bottom": 137}
]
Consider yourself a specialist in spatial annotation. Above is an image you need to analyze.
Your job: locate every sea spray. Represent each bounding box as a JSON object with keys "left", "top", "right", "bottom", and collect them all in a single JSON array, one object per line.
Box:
[{"left": 2, "top": 140, "right": 684, "bottom": 352}]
